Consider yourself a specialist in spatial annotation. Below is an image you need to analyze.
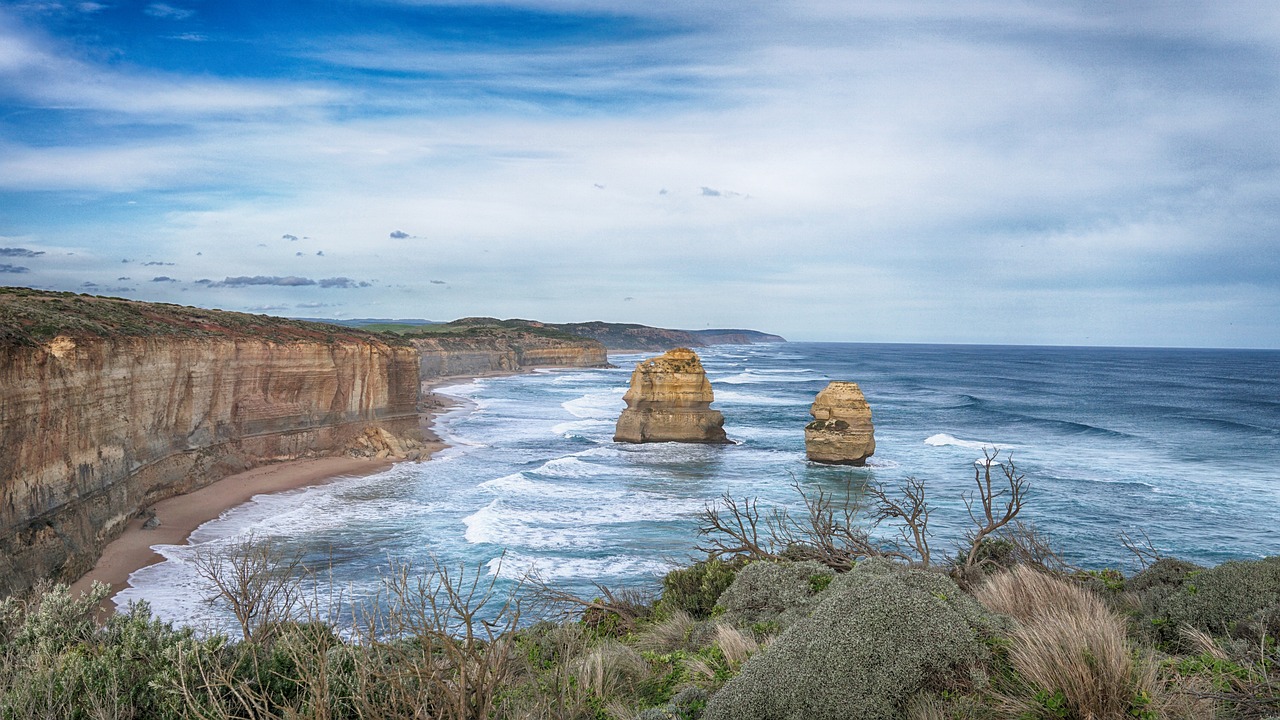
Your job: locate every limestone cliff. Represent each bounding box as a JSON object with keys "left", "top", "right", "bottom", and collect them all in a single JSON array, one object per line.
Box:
[
  {"left": 412, "top": 335, "right": 608, "bottom": 386},
  {"left": 0, "top": 289, "right": 423, "bottom": 596},
  {"left": 614, "top": 348, "right": 729, "bottom": 444},
  {"left": 804, "top": 381, "right": 875, "bottom": 465}
]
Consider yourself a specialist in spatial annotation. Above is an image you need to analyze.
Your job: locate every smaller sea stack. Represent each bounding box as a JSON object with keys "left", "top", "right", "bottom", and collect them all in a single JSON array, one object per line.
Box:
[
  {"left": 614, "top": 348, "right": 729, "bottom": 444},
  {"left": 805, "top": 381, "right": 875, "bottom": 465}
]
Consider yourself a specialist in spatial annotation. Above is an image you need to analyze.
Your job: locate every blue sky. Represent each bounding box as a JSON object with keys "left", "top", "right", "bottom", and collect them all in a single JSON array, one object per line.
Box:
[{"left": 1, "top": 1, "right": 1278, "bottom": 347}]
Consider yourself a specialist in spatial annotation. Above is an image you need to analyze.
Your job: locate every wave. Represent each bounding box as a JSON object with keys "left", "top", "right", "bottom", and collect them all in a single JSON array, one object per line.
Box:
[
  {"left": 716, "top": 370, "right": 827, "bottom": 385},
  {"left": 462, "top": 489, "right": 704, "bottom": 549},
  {"left": 1168, "top": 414, "right": 1280, "bottom": 437},
  {"left": 536, "top": 456, "right": 607, "bottom": 479},
  {"left": 562, "top": 390, "right": 625, "bottom": 419},
  {"left": 713, "top": 389, "right": 798, "bottom": 406},
  {"left": 487, "top": 551, "right": 676, "bottom": 581},
  {"left": 549, "top": 418, "right": 613, "bottom": 439},
  {"left": 463, "top": 500, "right": 603, "bottom": 548},
  {"left": 863, "top": 457, "right": 900, "bottom": 469},
  {"left": 924, "top": 433, "right": 1006, "bottom": 450},
  {"left": 183, "top": 472, "right": 439, "bottom": 545}
]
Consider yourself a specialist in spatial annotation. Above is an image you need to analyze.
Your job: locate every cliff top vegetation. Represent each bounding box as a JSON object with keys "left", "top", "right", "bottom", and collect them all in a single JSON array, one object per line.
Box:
[
  {"left": 348, "top": 317, "right": 784, "bottom": 351},
  {"left": 368, "top": 317, "right": 591, "bottom": 343},
  {"left": 0, "top": 286, "right": 407, "bottom": 348}
]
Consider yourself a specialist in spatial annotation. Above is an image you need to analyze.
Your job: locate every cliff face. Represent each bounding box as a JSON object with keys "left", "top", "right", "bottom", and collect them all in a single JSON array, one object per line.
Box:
[
  {"left": 804, "top": 381, "right": 875, "bottom": 465},
  {"left": 0, "top": 290, "right": 613, "bottom": 596},
  {"left": 412, "top": 336, "right": 609, "bottom": 384},
  {"left": 0, "top": 290, "right": 425, "bottom": 596},
  {"left": 0, "top": 335, "right": 423, "bottom": 595},
  {"left": 614, "top": 348, "right": 729, "bottom": 444}
]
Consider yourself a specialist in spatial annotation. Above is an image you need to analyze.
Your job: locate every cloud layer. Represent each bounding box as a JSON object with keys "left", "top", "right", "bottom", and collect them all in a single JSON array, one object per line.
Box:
[{"left": 1, "top": 2, "right": 1278, "bottom": 346}]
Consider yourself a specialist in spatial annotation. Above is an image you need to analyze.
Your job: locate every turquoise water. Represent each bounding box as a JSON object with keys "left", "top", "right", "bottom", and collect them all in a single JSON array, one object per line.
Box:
[{"left": 119, "top": 343, "right": 1280, "bottom": 629}]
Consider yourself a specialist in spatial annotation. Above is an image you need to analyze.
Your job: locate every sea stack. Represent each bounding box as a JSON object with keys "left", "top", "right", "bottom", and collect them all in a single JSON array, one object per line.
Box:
[
  {"left": 805, "top": 381, "right": 875, "bottom": 465},
  {"left": 614, "top": 348, "right": 729, "bottom": 444}
]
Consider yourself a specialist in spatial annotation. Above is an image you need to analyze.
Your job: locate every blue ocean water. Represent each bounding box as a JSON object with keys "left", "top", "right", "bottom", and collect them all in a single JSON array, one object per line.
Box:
[{"left": 118, "top": 343, "right": 1280, "bottom": 630}]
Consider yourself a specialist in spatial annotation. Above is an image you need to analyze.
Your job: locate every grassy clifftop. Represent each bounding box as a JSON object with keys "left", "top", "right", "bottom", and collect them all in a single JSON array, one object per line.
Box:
[
  {"left": 352, "top": 316, "right": 786, "bottom": 351},
  {"left": 0, "top": 287, "right": 404, "bottom": 348}
]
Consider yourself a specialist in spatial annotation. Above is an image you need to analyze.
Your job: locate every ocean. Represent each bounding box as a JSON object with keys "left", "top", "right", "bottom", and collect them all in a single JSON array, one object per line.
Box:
[{"left": 116, "top": 342, "right": 1280, "bottom": 630}]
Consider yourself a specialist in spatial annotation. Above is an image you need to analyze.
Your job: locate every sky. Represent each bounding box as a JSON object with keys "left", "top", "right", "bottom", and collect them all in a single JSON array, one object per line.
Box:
[{"left": 1, "top": 1, "right": 1278, "bottom": 347}]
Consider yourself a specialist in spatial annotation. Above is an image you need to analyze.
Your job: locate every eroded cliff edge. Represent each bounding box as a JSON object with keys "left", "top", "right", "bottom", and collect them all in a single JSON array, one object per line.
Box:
[{"left": 0, "top": 289, "right": 429, "bottom": 595}]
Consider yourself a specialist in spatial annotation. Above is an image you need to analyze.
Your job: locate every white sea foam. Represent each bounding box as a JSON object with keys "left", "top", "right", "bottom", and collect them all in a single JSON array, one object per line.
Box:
[
  {"left": 538, "top": 456, "right": 606, "bottom": 479},
  {"left": 924, "top": 433, "right": 1007, "bottom": 450},
  {"left": 863, "top": 457, "right": 901, "bottom": 469},
  {"left": 487, "top": 552, "right": 676, "bottom": 581},
  {"left": 463, "top": 500, "right": 603, "bottom": 548},
  {"left": 713, "top": 389, "right": 796, "bottom": 406},
  {"left": 549, "top": 418, "right": 613, "bottom": 438},
  {"left": 562, "top": 389, "right": 625, "bottom": 418},
  {"left": 181, "top": 471, "right": 439, "bottom": 546},
  {"left": 716, "top": 370, "right": 826, "bottom": 385}
]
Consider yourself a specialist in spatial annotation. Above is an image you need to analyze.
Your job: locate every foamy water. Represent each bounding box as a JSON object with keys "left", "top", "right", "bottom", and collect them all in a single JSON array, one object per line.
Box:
[{"left": 118, "top": 343, "right": 1280, "bottom": 631}]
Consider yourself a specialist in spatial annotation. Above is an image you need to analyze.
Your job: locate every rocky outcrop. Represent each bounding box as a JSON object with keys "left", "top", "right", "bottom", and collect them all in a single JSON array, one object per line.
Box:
[
  {"left": 804, "top": 381, "right": 875, "bottom": 465},
  {"left": 614, "top": 348, "right": 728, "bottom": 444},
  {"left": 0, "top": 289, "right": 424, "bottom": 596}
]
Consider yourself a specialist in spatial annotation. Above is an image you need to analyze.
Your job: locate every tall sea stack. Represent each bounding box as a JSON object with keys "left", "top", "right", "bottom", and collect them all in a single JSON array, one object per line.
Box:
[
  {"left": 805, "top": 381, "right": 875, "bottom": 465},
  {"left": 614, "top": 348, "right": 729, "bottom": 444}
]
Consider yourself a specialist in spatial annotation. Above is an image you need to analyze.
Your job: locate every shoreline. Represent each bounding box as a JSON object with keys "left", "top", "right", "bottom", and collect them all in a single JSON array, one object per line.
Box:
[{"left": 70, "top": 381, "right": 476, "bottom": 614}]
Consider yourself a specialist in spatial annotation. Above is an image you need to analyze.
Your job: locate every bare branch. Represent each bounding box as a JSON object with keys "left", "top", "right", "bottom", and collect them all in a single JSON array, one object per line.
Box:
[
  {"left": 189, "top": 534, "right": 307, "bottom": 643},
  {"left": 696, "top": 477, "right": 919, "bottom": 572},
  {"left": 1120, "top": 528, "right": 1163, "bottom": 569},
  {"left": 961, "top": 448, "right": 1029, "bottom": 570},
  {"left": 869, "top": 477, "right": 933, "bottom": 568}
]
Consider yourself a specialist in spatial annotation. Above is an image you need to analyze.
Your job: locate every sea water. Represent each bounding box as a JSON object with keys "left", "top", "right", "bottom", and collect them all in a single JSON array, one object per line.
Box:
[{"left": 117, "top": 343, "right": 1280, "bottom": 630}]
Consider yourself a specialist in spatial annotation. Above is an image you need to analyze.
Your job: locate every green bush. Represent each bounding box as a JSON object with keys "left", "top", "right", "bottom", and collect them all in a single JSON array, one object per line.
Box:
[
  {"left": 1153, "top": 556, "right": 1280, "bottom": 648},
  {"left": 0, "top": 586, "right": 192, "bottom": 720},
  {"left": 716, "top": 560, "right": 834, "bottom": 630},
  {"left": 658, "top": 559, "right": 743, "bottom": 620},
  {"left": 702, "top": 559, "right": 996, "bottom": 720},
  {"left": 1127, "top": 558, "right": 1204, "bottom": 593}
]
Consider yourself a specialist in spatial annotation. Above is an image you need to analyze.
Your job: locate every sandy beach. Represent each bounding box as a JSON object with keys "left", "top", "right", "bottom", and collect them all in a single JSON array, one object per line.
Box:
[{"left": 70, "top": 384, "right": 471, "bottom": 613}]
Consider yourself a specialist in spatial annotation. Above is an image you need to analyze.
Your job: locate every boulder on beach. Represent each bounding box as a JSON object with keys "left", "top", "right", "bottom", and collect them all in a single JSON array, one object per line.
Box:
[
  {"left": 805, "top": 381, "right": 875, "bottom": 465},
  {"left": 614, "top": 348, "right": 729, "bottom": 444}
]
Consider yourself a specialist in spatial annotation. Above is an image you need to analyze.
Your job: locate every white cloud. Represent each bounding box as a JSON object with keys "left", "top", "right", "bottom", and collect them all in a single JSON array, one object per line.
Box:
[
  {"left": 2, "top": 2, "right": 1278, "bottom": 345},
  {"left": 144, "top": 3, "right": 193, "bottom": 20}
]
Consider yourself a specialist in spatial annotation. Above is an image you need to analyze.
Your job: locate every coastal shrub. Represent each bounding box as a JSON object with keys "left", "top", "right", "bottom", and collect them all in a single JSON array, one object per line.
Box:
[
  {"left": 637, "top": 687, "right": 709, "bottom": 720},
  {"left": 975, "top": 565, "right": 1166, "bottom": 720},
  {"left": 3, "top": 580, "right": 104, "bottom": 654},
  {"left": 1153, "top": 557, "right": 1280, "bottom": 648},
  {"left": 702, "top": 558, "right": 995, "bottom": 720},
  {"left": 1127, "top": 557, "right": 1204, "bottom": 593},
  {"left": 657, "top": 558, "right": 742, "bottom": 619},
  {"left": 0, "top": 587, "right": 192, "bottom": 720},
  {"left": 715, "top": 560, "right": 834, "bottom": 630}
]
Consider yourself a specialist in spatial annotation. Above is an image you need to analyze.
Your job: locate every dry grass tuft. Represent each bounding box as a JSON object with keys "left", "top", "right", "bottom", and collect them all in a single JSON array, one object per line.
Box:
[
  {"left": 571, "top": 640, "right": 649, "bottom": 699},
  {"left": 712, "top": 623, "right": 759, "bottom": 669},
  {"left": 976, "top": 566, "right": 1154, "bottom": 720},
  {"left": 634, "top": 610, "right": 694, "bottom": 654}
]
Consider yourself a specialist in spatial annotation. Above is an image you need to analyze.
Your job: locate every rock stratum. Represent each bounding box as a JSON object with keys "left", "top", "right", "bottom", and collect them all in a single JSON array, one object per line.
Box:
[
  {"left": 408, "top": 321, "right": 609, "bottom": 386},
  {"left": 0, "top": 288, "right": 608, "bottom": 596},
  {"left": 614, "top": 348, "right": 729, "bottom": 444},
  {"left": 804, "top": 381, "right": 875, "bottom": 465}
]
